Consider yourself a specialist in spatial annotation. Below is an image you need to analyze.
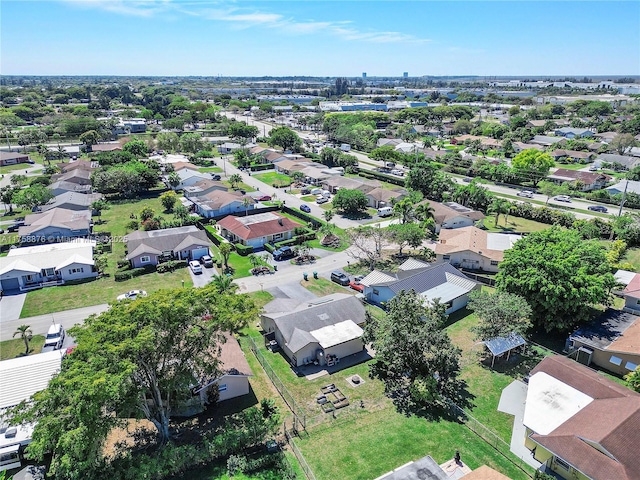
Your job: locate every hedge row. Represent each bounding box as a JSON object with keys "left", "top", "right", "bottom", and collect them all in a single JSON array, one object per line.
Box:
[
  {"left": 234, "top": 243, "right": 254, "bottom": 256},
  {"left": 202, "top": 225, "right": 226, "bottom": 246},
  {"left": 157, "top": 260, "right": 188, "bottom": 273},
  {"left": 281, "top": 206, "right": 323, "bottom": 228},
  {"left": 274, "top": 232, "right": 317, "bottom": 248},
  {"left": 358, "top": 169, "right": 406, "bottom": 187},
  {"left": 263, "top": 243, "right": 275, "bottom": 254},
  {"left": 249, "top": 163, "right": 275, "bottom": 171},
  {"left": 115, "top": 265, "right": 156, "bottom": 281}
]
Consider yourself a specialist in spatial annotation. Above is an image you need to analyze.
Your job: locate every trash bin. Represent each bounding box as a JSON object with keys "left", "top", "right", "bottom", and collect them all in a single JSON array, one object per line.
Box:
[
  {"left": 313, "top": 271, "right": 318, "bottom": 279},
  {"left": 274, "top": 265, "right": 278, "bottom": 271},
  {"left": 303, "top": 272, "right": 308, "bottom": 281}
]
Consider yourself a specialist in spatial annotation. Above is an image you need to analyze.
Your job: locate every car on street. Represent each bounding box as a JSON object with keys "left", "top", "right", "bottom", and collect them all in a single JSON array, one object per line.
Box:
[
  {"left": 553, "top": 195, "right": 571, "bottom": 202},
  {"left": 189, "top": 260, "right": 203, "bottom": 274},
  {"left": 517, "top": 190, "right": 534, "bottom": 198},
  {"left": 117, "top": 289, "right": 148, "bottom": 301},
  {"left": 330, "top": 271, "right": 350, "bottom": 286},
  {"left": 210, "top": 174, "right": 222, "bottom": 181},
  {"left": 588, "top": 205, "right": 608, "bottom": 213},
  {"left": 316, "top": 195, "right": 328, "bottom": 204},
  {"left": 272, "top": 246, "right": 295, "bottom": 261},
  {"left": 200, "top": 255, "right": 214, "bottom": 267},
  {"left": 300, "top": 204, "right": 311, "bottom": 213}
]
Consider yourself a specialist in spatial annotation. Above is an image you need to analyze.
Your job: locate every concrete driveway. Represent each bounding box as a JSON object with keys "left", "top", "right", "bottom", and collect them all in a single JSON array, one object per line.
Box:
[
  {"left": 0, "top": 292, "right": 26, "bottom": 323},
  {"left": 189, "top": 264, "right": 217, "bottom": 288}
]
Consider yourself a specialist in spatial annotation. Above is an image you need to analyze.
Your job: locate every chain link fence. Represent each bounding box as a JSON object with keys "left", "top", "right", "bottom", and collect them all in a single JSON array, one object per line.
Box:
[{"left": 285, "top": 428, "right": 317, "bottom": 480}]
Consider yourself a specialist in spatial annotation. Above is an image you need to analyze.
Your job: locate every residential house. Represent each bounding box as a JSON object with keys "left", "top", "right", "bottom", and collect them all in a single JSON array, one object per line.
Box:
[
  {"left": 606, "top": 179, "right": 640, "bottom": 196},
  {"left": 273, "top": 159, "right": 309, "bottom": 174},
  {"left": 189, "top": 190, "right": 255, "bottom": 219},
  {"left": 217, "top": 142, "right": 243, "bottom": 154},
  {"left": 594, "top": 131, "right": 619, "bottom": 144},
  {"left": 435, "top": 226, "right": 521, "bottom": 273},
  {"left": 171, "top": 161, "right": 199, "bottom": 172},
  {"left": 89, "top": 143, "right": 122, "bottom": 153},
  {"left": 567, "top": 308, "right": 640, "bottom": 376},
  {"left": 261, "top": 293, "right": 366, "bottom": 367},
  {"left": 217, "top": 212, "right": 302, "bottom": 248},
  {"left": 168, "top": 168, "right": 211, "bottom": 191},
  {"left": 18, "top": 208, "right": 92, "bottom": 243},
  {"left": 264, "top": 151, "right": 288, "bottom": 164},
  {"left": 51, "top": 169, "right": 92, "bottom": 186},
  {"left": 47, "top": 180, "right": 92, "bottom": 196},
  {"left": 547, "top": 169, "right": 612, "bottom": 191},
  {"left": 250, "top": 146, "right": 270, "bottom": 156},
  {"left": 365, "top": 187, "right": 407, "bottom": 208},
  {"left": 521, "top": 355, "right": 640, "bottom": 480},
  {"left": 554, "top": 127, "right": 594, "bottom": 139},
  {"left": 113, "top": 119, "right": 146, "bottom": 134},
  {"left": 452, "top": 135, "right": 502, "bottom": 150},
  {"left": 59, "top": 159, "right": 96, "bottom": 174},
  {"left": 182, "top": 179, "right": 227, "bottom": 198},
  {"left": 300, "top": 166, "right": 333, "bottom": 185},
  {"left": 0, "top": 151, "right": 31, "bottom": 167},
  {"left": 513, "top": 142, "right": 544, "bottom": 153},
  {"left": 125, "top": 225, "right": 211, "bottom": 268},
  {"left": 530, "top": 135, "right": 566, "bottom": 147},
  {"left": 360, "top": 259, "right": 479, "bottom": 314},
  {"left": 0, "top": 351, "right": 64, "bottom": 471},
  {"left": 424, "top": 200, "right": 485, "bottom": 233},
  {"left": 192, "top": 334, "right": 253, "bottom": 408},
  {"left": 376, "top": 138, "right": 402, "bottom": 148},
  {"left": 40, "top": 192, "right": 103, "bottom": 213},
  {"left": 0, "top": 240, "right": 98, "bottom": 292},
  {"left": 597, "top": 153, "right": 640, "bottom": 171},
  {"left": 622, "top": 273, "right": 640, "bottom": 314},
  {"left": 322, "top": 176, "right": 380, "bottom": 194},
  {"left": 550, "top": 150, "right": 594, "bottom": 163},
  {"left": 527, "top": 119, "right": 549, "bottom": 129}
]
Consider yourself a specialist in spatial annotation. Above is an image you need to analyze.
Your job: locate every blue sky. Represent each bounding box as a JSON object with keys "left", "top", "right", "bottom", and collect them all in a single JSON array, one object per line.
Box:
[{"left": 1, "top": 1, "right": 639, "bottom": 76}]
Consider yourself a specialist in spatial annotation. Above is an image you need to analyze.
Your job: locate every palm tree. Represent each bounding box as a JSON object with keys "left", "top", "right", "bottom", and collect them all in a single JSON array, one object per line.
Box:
[
  {"left": 414, "top": 203, "right": 435, "bottom": 224},
  {"left": 248, "top": 253, "right": 261, "bottom": 269},
  {"left": 229, "top": 173, "right": 242, "bottom": 190},
  {"left": 167, "top": 171, "right": 181, "bottom": 189},
  {"left": 218, "top": 243, "right": 232, "bottom": 273},
  {"left": 489, "top": 198, "right": 510, "bottom": 227},
  {"left": 211, "top": 274, "right": 237, "bottom": 294},
  {"left": 393, "top": 198, "right": 414, "bottom": 224},
  {"left": 13, "top": 324, "right": 33, "bottom": 356},
  {"left": 242, "top": 196, "right": 253, "bottom": 216}
]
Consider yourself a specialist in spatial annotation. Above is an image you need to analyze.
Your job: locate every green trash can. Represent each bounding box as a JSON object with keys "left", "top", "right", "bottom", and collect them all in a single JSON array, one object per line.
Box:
[
  {"left": 313, "top": 271, "right": 318, "bottom": 279},
  {"left": 303, "top": 272, "right": 308, "bottom": 281}
]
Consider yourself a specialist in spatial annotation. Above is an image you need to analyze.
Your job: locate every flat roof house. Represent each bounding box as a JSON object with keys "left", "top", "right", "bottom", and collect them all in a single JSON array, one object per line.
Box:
[
  {"left": 0, "top": 240, "right": 97, "bottom": 292},
  {"left": 567, "top": 308, "right": 640, "bottom": 377},
  {"left": 18, "top": 208, "right": 92, "bottom": 243},
  {"left": 360, "top": 258, "right": 479, "bottom": 314},
  {"left": 217, "top": 212, "right": 302, "bottom": 248},
  {"left": 261, "top": 293, "right": 366, "bottom": 368},
  {"left": 125, "top": 226, "right": 212, "bottom": 268},
  {"left": 522, "top": 355, "right": 640, "bottom": 480},
  {"left": 435, "top": 226, "right": 521, "bottom": 273}
]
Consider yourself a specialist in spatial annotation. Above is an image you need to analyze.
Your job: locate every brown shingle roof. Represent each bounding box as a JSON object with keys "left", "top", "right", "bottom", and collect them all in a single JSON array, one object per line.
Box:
[
  {"left": 548, "top": 168, "right": 612, "bottom": 184},
  {"left": 435, "top": 226, "right": 503, "bottom": 262},
  {"left": 424, "top": 200, "right": 485, "bottom": 225},
  {"left": 19, "top": 208, "right": 91, "bottom": 236},
  {"left": 217, "top": 213, "right": 302, "bottom": 241},
  {"left": 218, "top": 333, "right": 252, "bottom": 376},
  {"left": 172, "top": 161, "right": 199, "bottom": 171}
]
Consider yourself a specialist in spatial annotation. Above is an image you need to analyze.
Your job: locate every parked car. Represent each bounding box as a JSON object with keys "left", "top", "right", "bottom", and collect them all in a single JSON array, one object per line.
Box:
[
  {"left": 210, "top": 174, "right": 221, "bottom": 181},
  {"left": 588, "top": 205, "right": 608, "bottom": 213},
  {"left": 200, "top": 255, "right": 214, "bottom": 267},
  {"left": 273, "top": 246, "right": 295, "bottom": 261},
  {"left": 117, "top": 289, "right": 148, "bottom": 301},
  {"left": 377, "top": 206, "right": 393, "bottom": 217},
  {"left": 330, "top": 271, "right": 350, "bottom": 286},
  {"left": 44, "top": 324, "right": 65, "bottom": 350},
  {"left": 316, "top": 195, "right": 328, "bottom": 204},
  {"left": 300, "top": 204, "right": 311, "bottom": 213},
  {"left": 349, "top": 276, "right": 365, "bottom": 292},
  {"left": 189, "top": 260, "right": 203, "bottom": 274},
  {"left": 300, "top": 187, "right": 311, "bottom": 195},
  {"left": 553, "top": 195, "right": 571, "bottom": 202},
  {"left": 517, "top": 190, "right": 534, "bottom": 198},
  {"left": 7, "top": 222, "right": 24, "bottom": 233},
  {"left": 257, "top": 194, "right": 272, "bottom": 201}
]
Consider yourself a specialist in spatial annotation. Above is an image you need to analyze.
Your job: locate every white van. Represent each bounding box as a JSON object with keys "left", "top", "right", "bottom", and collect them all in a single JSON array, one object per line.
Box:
[
  {"left": 44, "top": 324, "right": 65, "bottom": 350},
  {"left": 321, "top": 190, "right": 331, "bottom": 198},
  {"left": 377, "top": 206, "right": 393, "bottom": 217}
]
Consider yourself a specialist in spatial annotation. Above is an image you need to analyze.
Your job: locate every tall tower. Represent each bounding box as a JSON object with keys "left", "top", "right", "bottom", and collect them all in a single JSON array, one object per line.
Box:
[
  {"left": 362, "top": 72, "right": 367, "bottom": 79},
  {"left": 403, "top": 72, "right": 408, "bottom": 79}
]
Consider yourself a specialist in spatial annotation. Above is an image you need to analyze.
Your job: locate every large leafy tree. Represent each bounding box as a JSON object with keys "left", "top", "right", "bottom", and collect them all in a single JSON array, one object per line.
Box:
[
  {"left": 9, "top": 286, "right": 258, "bottom": 478},
  {"left": 511, "top": 149, "right": 554, "bottom": 186},
  {"left": 11, "top": 184, "right": 54, "bottom": 211},
  {"left": 365, "top": 290, "right": 462, "bottom": 412},
  {"left": 467, "top": 290, "right": 532, "bottom": 341},
  {"left": 267, "top": 126, "right": 302, "bottom": 152},
  {"left": 386, "top": 223, "right": 426, "bottom": 256},
  {"left": 332, "top": 189, "right": 368, "bottom": 214},
  {"left": 496, "top": 227, "right": 616, "bottom": 332},
  {"left": 122, "top": 139, "right": 148, "bottom": 158},
  {"left": 405, "top": 161, "right": 454, "bottom": 201}
]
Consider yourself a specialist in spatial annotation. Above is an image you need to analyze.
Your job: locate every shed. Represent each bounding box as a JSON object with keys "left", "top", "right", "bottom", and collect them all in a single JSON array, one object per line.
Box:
[{"left": 483, "top": 332, "right": 526, "bottom": 368}]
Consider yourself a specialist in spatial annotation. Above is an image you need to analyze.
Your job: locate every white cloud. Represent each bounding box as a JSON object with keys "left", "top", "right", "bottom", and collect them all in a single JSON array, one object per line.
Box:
[{"left": 62, "top": 0, "right": 174, "bottom": 17}]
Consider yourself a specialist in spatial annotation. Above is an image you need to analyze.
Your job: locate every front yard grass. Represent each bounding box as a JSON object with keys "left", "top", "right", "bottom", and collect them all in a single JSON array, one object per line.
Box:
[
  {"left": 197, "top": 166, "right": 223, "bottom": 173},
  {"left": 481, "top": 215, "right": 552, "bottom": 233},
  {"left": 621, "top": 247, "right": 640, "bottom": 271},
  {"left": 253, "top": 171, "right": 292, "bottom": 187},
  {"left": 300, "top": 278, "right": 353, "bottom": 297},
  {"left": 0, "top": 335, "right": 45, "bottom": 360}
]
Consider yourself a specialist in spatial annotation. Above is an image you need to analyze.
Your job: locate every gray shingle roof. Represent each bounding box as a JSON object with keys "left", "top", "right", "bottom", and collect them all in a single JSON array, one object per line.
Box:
[
  {"left": 570, "top": 309, "right": 639, "bottom": 351},
  {"left": 125, "top": 226, "right": 211, "bottom": 258}
]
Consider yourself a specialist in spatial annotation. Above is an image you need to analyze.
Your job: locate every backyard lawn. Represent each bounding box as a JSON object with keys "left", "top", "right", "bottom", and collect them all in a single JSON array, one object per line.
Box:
[
  {"left": 622, "top": 247, "right": 640, "bottom": 271},
  {"left": 481, "top": 215, "right": 552, "bottom": 233},
  {"left": 253, "top": 171, "right": 292, "bottom": 187},
  {"left": 0, "top": 335, "right": 45, "bottom": 360}
]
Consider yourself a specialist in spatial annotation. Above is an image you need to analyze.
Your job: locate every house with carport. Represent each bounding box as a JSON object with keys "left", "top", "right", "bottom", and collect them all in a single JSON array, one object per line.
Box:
[
  {"left": 435, "top": 226, "right": 522, "bottom": 273},
  {"left": 216, "top": 212, "right": 302, "bottom": 248},
  {"left": 360, "top": 258, "right": 479, "bottom": 314},
  {"left": 125, "top": 225, "right": 212, "bottom": 268},
  {"left": 261, "top": 293, "right": 366, "bottom": 368},
  {"left": 0, "top": 240, "right": 98, "bottom": 292},
  {"left": 519, "top": 355, "right": 640, "bottom": 480}
]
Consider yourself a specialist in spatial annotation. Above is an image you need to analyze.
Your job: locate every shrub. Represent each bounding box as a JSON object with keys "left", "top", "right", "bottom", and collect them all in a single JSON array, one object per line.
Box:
[
  {"left": 235, "top": 243, "right": 253, "bottom": 256},
  {"left": 263, "top": 243, "right": 275, "bottom": 254},
  {"left": 114, "top": 271, "right": 132, "bottom": 281},
  {"left": 116, "top": 259, "right": 130, "bottom": 269},
  {"left": 156, "top": 260, "right": 188, "bottom": 273},
  {"left": 227, "top": 455, "right": 248, "bottom": 477},
  {"left": 130, "top": 266, "right": 155, "bottom": 278}
]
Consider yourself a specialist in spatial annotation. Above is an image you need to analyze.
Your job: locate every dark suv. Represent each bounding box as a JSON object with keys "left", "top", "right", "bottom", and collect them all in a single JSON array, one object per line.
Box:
[
  {"left": 272, "top": 246, "right": 295, "bottom": 261},
  {"left": 330, "top": 271, "right": 350, "bottom": 286}
]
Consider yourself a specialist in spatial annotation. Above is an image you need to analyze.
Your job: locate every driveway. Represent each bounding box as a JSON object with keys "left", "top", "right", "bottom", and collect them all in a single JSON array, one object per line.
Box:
[
  {"left": 0, "top": 292, "right": 26, "bottom": 323},
  {"left": 189, "top": 264, "right": 217, "bottom": 288}
]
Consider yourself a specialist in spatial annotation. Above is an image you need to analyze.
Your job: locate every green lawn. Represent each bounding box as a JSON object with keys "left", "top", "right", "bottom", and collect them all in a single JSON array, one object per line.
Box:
[
  {"left": 253, "top": 171, "right": 292, "bottom": 187},
  {"left": 553, "top": 162, "right": 591, "bottom": 171},
  {"left": 300, "top": 278, "right": 353, "bottom": 297},
  {"left": 300, "top": 195, "right": 316, "bottom": 203},
  {"left": 0, "top": 335, "right": 45, "bottom": 360},
  {"left": 198, "top": 166, "right": 223, "bottom": 173},
  {"left": 208, "top": 243, "right": 257, "bottom": 279},
  {"left": 224, "top": 181, "right": 256, "bottom": 193},
  {"left": 0, "top": 162, "right": 39, "bottom": 174},
  {"left": 621, "top": 247, "right": 640, "bottom": 271},
  {"left": 481, "top": 215, "right": 552, "bottom": 233}
]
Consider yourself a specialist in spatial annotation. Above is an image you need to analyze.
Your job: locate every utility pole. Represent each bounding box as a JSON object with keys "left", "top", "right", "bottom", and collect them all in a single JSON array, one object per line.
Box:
[{"left": 618, "top": 179, "right": 629, "bottom": 217}]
